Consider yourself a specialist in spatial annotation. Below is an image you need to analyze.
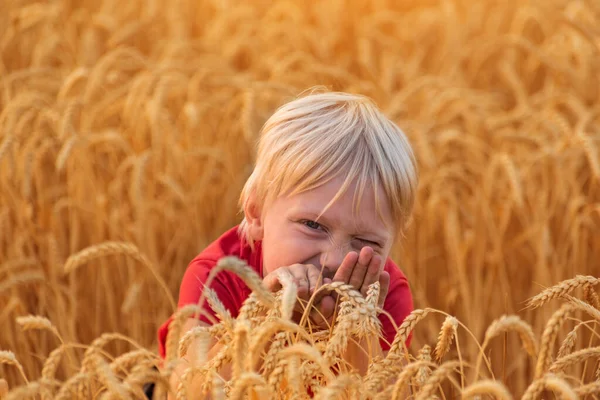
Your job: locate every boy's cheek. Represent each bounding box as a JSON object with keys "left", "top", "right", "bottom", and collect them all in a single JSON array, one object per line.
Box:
[{"left": 263, "top": 239, "right": 316, "bottom": 273}]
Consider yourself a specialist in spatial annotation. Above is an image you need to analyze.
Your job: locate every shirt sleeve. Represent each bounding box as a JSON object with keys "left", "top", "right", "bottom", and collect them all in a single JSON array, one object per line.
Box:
[
  {"left": 178, "top": 258, "right": 240, "bottom": 321},
  {"left": 379, "top": 265, "right": 414, "bottom": 352}
]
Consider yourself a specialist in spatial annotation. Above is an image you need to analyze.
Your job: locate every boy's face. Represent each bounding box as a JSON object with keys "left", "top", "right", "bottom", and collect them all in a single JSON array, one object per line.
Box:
[{"left": 247, "top": 174, "right": 396, "bottom": 279}]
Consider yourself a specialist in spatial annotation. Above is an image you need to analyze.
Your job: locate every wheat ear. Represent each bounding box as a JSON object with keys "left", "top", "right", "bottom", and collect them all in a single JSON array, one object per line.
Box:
[
  {"left": 4, "top": 382, "right": 41, "bottom": 400},
  {"left": 557, "top": 322, "right": 581, "bottom": 359},
  {"left": 535, "top": 303, "right": 574, "bottom": 378},
  {"left": 566, "top": 295, "right": 600, "bottom": 321},
  {"left": 62, "top": 241, "right": 176, "bottom": 310},
  {"left": 434, "top": 316, "right": 458, "bottom": 362},
  {"left": 522, "top": 373, "right": 576, "bottom": 400},
  {"left": 584, "top": 283, "right": 600, "bottom": 308},
  {"left": 16, "top": 315, "right": 62, "bottom": 342},
  {"left": 461, "top": 380, "right": 512, "bottom": 399},
  {"left": 388, "top": 308, "right": 433, "bottom": 357},
  {"left": 484, "top": 315, "right": 538, "bottom": 357},
  {"left": 526, "top": 275, "right": 600, "bottom": 309},
  {"left": 549, "top": 346, "right": 600, "bottom": 373},
  {"left": 390, "top": 360, "right": 434, "bottom": 400},
  {"left": 575, "top": 381, "right": 600, "bottom": 396},
  {"left": 314, "top": 374, "right": 360, "bottom": 400},
  {"left": 0, "top": 350, "right": 29, "bottom": 384},
  {"left": 165, "top": 304, "right": 200, "bottom": 362},
  {"left": 415, "top": 361, "right": 461, "bottom": 400}
]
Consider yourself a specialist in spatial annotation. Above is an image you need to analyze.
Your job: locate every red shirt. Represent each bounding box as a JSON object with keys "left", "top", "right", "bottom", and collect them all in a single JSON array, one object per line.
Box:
[{"left": 157, "top": 226, "right": 413, "bottom": 358}]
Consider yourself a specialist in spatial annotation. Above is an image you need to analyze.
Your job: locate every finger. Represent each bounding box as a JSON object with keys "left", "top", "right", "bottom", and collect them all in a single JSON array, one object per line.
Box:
[
  {"left": 361, "top": 254, "right": 383, "bottom": 298},
  {"left": 289, "top": 265, "right": 310, "bottom": 301},
  {"left": 306, "top": 265, "right": 322, "bottom": 296},
  {"left": 313, "top": 276, "right": 334, "bottom": 305},
  {"left": 332, "top": 251, "right": 359, "bottom": 284},
  {"left": 312, "top": 294, "right": 336, "bottom": 327},
  {"left": 263, "top": 269, "right": 287, "bottom": 292},
  {"left": 378, "top": 271, "right": 390, "bottom": 308},
  {"left": 348, "top": 246, "right": 373, "bottom": 292}
]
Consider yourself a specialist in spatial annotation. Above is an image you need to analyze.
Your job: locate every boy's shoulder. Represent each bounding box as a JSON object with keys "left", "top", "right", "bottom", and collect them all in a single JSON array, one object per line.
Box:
[{"left": 191, "top": 225, "right": 262, "bottom": 271}]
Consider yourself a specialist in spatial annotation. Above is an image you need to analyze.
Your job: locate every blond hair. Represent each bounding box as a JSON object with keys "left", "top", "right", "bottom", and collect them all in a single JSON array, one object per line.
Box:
[{"left": 238, "top": 89, "right": 418, "bottom": 246}]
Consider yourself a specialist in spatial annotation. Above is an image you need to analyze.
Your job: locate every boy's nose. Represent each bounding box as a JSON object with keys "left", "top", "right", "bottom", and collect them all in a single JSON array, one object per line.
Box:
[{"left": 319, "top": 243, "right": 349, "bottom": 279}]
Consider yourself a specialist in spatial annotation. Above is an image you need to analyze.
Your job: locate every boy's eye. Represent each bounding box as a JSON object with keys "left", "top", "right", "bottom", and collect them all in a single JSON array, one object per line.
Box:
[
  {"left": 303, "top": 220, "right": 324, "bottom": 231},
  {"left": 357, "top": 238, "right": 380, "bottom": 248}
]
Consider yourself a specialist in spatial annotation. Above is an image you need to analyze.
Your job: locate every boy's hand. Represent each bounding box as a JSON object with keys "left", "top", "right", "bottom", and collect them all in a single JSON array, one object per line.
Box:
[
  {"left": 332, "top": 246, "right": 390, "bottom": 307},
  {"left": 262, "top": 264, "right": 337, "bottom": 325}
]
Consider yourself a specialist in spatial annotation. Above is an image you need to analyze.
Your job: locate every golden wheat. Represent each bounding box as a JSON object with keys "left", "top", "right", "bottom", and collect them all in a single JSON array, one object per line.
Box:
[{"left": 2, "top": 0, "right": 600, "bottom": 397}]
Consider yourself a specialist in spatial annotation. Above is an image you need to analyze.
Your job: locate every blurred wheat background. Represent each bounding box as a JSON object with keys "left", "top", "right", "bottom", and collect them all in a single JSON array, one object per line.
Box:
[{"left": 1, "top": 0, "right": 599, "bottom": 397}]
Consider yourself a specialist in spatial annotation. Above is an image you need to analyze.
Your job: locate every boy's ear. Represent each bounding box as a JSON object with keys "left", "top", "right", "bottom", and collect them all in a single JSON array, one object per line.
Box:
[{"left": 244, "top": 192, "right": 264, "bottom": 241}]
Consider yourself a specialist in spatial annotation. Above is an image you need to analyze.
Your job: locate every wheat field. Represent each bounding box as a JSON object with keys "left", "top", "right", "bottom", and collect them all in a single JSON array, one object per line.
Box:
[{"left": 1, "top": 0, "right": 599, "bottom": 398}]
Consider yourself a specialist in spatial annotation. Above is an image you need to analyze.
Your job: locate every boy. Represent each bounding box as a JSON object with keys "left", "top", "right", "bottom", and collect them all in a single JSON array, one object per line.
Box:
[{"left": 157, "top": 89, "right": 418, "bottom": 394}]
